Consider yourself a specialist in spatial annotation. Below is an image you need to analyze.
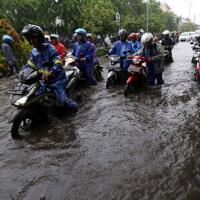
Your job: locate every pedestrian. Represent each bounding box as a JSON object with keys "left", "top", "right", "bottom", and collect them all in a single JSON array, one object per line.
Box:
[{"left": 1, "top": 35, "right": 19, "bottom": 76}]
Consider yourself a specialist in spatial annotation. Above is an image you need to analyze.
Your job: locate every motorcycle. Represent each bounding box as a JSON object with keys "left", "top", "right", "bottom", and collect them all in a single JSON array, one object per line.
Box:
[
  {"left": 106, "top": 55, "right": 126, "bottom": 89},
  {"left": 93, "top": 58, "right": 103, "bottom": 81},
  {"left": 124, "top": 55, "right": 147, "bottom": 97},
  {"left": 65, "top": 53, "right": 103, "bottom": 83},
  {"left": 191, "top": 46, "right": 200, "bottom": 65},
  {"left": 193, "top": 51, "right": 200, "bottom": 84},
  {"left": 8, "top": 63, "right": 80, "bottom": 139}
]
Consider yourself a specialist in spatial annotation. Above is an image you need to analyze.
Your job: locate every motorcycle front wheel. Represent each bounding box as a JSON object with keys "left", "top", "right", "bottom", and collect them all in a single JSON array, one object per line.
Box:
[
  {"left": 124, "top": 83, "right": 130, "bottom": 97},
  {"left": 106, "top": 77, "right": 114, "bottom": 89},
  {"left": 11, "top": 115, "right": 35, "bottom": 140},
  {"left": 93, "top": 65, "right": 103, "bottom": 81}
]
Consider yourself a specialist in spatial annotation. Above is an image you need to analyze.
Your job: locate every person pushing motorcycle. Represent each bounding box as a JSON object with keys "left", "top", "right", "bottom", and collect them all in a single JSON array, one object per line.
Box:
[
  {"left": 138, "top": 33, "right": 164, "bottom": 86},
  {"left": 21, "top": 24, "right": 78, "bottom": 109}
]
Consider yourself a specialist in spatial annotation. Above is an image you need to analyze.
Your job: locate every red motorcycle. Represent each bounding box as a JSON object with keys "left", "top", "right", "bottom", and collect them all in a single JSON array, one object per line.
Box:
[
  {"left": 124, "top": 55, "right": 147, "bottom": 97},
  {"left": 194, "top": 51, "right": 200, "bottom": 84}
]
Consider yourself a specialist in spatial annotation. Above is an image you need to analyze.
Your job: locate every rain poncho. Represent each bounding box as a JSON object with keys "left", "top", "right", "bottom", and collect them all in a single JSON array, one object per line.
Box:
[
  {"left": 24, "top": 43, "right": 77, "bottom": 109},
  {"left": 72, "top": 41, "right": 97, "bottom": 85}
]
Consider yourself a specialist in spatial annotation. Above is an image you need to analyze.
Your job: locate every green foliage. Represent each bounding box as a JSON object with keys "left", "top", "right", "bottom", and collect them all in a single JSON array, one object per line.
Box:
[
  {"left": 0, "top": 19, "right": 31, "bottom": 70},
  {"left": 82, "top": 0, "right": 116, "bottom": 36},
  {"left": 96, "top": 47, "right": 109, "bottom": 57},
  {"left": 181, "top": 22, "right": 197, "bottom": 32},
  {"left": 0, "top": 0, "right": 180, "bottom": 36}
]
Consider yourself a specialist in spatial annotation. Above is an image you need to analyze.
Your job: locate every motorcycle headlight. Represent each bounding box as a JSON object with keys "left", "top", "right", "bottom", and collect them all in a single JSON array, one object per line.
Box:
[
  {"left": 132, "top": 59, "right": 140, "bottom": 64},
  {"left": 109, "top": 56, "right": 120, "bottom": 62},
  {"left": 14, "top": 96, "right": 28, "bottom": 106}
]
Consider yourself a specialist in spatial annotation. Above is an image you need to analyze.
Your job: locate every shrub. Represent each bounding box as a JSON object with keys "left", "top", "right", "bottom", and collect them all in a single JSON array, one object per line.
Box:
[
  {"left": 0, "top": 19, "right": 31, "bottom": 75},
  {"left": 96, "top": 47, "right": 109, "bottom": 57}
]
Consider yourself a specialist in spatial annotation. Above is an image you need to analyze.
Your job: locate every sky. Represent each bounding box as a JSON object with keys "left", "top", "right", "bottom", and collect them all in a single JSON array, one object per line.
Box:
[{"left": 160, "top": 0, "right": 200, "bottom": 24}]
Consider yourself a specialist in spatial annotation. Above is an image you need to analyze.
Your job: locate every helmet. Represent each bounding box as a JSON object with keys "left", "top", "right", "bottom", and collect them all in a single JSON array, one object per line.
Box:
[
  {"left": 163, "top": 30, "right": 170, "bottom": 35},
  {"left": 2, "top": 35, "right": 14, "bottom": 43},
  {"left": 141, "top": 33, "right": 153, "bottom": 44},
  {"left": 44, "top": 35, "right": 50, "bottom": 42},
  {"left": 140, "top": 29, "right": 145, "bottom": 34},
  {"left": 118, "top": 29, "right": 128, "bottom": 38},
  {"left": 86, "top": 33, "right": 93, "bottom": 39},
  {"left": 50, "top": 34, "right": 59, "bottom": 39},
  {"left": 74, "top": 28, "right": 87, "bottom": 37},
  {"left": 128, "top": 33, "right": 137, "bottom": 41},
  {"left": 21, "top": 24, "right": 44, "bottom": 41}
]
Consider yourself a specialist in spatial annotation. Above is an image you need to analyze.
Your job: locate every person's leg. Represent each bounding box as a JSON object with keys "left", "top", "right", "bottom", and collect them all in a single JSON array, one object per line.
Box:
[
  {"left": 147, "top": 64, "right": 156, "bottom": 86},
  {"left": 7, "top": 64, "right": 14, "bottom": 76},
  {"left": 12, "top": 63, "right": 20, "bottom": 73},
  {"left": 156, "top": 73, "right": 164, "bottom": 85},
  {"left": 123, "top": 59, "right": 132, "bottom": 71},
  {"left": 84, "top": 66, "right": 97, "bottom": 86},
  {"left": 50, "top": 79, "right": 78, "bottom": 109}
]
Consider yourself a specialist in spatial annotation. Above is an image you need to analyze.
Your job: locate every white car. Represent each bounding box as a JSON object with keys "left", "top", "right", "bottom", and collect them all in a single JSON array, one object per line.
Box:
[{"left": 179, "top": 32, "right": 192, "bottom": 42}]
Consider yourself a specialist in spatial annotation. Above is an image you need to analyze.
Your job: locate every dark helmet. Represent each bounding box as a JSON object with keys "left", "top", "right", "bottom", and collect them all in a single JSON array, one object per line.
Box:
[
  {"left": 21, "top": 24, "right": 44, "bottom": 42},
  {"left": 118, "top": 29, "right": 128, "bottom": 38}
]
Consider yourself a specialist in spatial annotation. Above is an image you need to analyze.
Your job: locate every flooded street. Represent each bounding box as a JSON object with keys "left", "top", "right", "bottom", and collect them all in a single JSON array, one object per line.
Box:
[{"left": 1, "top": 42, "right": 200, "bottom": 200}]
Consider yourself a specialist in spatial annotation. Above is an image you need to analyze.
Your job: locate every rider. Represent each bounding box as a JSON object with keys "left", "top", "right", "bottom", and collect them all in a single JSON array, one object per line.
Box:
[
  {"left": 138, "top": 33, "right": 164, "bottom": 86},
  {"left": 21, "top": 24, "right": 77, "bottom": 109},
  {"left": 86, "top": 33, "right": 100, "bottom": 67},
  {"left": 1, "top": 35, "right": 19, "bottom": 76},
  {"left": 193, "top": 35, "right": 200, "bottom": 48},
  {"left": 161, "top": 30, "right": 174, "bottom": 62},
  {"left": 72, "top": 28, "right": 97, "bottom": 85},
  {"left": 128, "top": 32, "right": 141, "bottom": 53},
  {"left": 50, "top": 34, "right": 66, "bottom": 64},
  {"left": 108, "top": 29, "right": 134, "bottom": 71}
]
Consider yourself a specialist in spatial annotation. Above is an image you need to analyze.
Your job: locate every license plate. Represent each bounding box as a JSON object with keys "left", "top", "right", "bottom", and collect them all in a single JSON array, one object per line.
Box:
[
  {"left": 8, "top": 84, "right": 28, "bottom": 95},
  {"left": 129, "top": 66, "right": 141, "bottom": 73},
  {"left": 108, "top": 63, "right": 121, "bottom": 71}
]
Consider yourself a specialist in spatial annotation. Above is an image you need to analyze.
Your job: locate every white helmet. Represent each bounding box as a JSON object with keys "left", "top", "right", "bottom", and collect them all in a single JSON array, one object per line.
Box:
[
  {"left": 44, "top": 35, "right": 50, "bottom": 42},
  {"left": 163, "top": 30, "right": 170, "bottom": 35},
  {"left": 141, "top": 33, "right": 153, "bottom": 44}
]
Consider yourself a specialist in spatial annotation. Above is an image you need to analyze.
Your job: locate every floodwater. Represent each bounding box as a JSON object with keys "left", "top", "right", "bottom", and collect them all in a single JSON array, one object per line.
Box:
[{"left": 0, "top": 42, "right": 200, "bottom": 200}]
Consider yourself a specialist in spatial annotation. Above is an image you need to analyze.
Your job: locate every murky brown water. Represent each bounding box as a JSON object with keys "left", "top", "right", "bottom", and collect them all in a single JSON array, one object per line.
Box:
[{"left": 1, "top": 42, "right": 200, "bottom": 200}]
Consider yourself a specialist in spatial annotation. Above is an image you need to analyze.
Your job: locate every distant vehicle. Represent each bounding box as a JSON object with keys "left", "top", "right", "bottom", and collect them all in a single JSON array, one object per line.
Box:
[
  {"left": 179, "top": 32, "right": 192, "bottom": 42},
  {"left": 195, "top": 30, "right": 200, "bottom": 35},
  {"left": 190, "top": 32, "right": 197, "bottom": 40}
]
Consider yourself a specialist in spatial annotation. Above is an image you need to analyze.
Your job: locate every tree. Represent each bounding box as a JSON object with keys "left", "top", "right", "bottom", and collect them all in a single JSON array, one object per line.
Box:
[
  {"left": 81, "top": 0, "right": 116, "bottom": 35},
  {"left": 182, "top": 22, "right": 197, "bottom": 32}
]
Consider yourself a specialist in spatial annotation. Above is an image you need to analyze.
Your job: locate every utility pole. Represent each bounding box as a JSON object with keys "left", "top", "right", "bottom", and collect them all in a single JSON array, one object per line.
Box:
[
  {"left": 146, "top": 0, "right": 149, "bottom": 32},
  {"left": 116, "top": 11, "right": 121, "bottom": 31},
  {"left": 189, "top": 1, "right": 192, "bottom": 31}
]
